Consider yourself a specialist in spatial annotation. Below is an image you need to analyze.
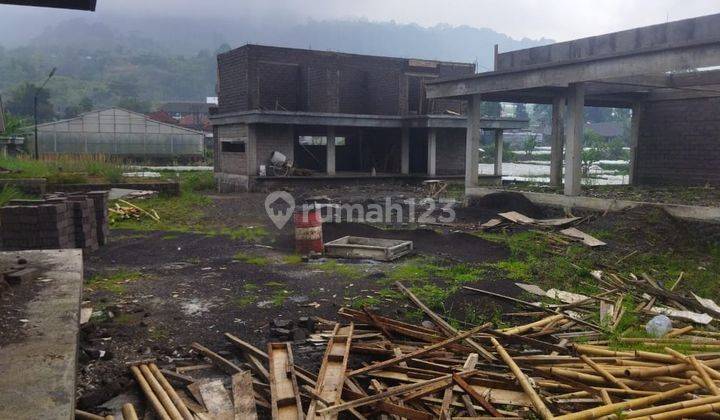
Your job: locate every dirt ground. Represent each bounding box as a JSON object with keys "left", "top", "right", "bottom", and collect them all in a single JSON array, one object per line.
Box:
[
  {"left": 76, "top": 188, "right": 513, "bottom": 410},
  {"left": 75, "top": 186, "right": 720, "bottom": 416}
]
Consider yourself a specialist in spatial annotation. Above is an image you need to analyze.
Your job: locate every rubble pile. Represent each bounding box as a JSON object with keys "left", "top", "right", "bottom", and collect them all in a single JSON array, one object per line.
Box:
[{"left": 81, "top": 271, "right": 720, "bottom": 419}]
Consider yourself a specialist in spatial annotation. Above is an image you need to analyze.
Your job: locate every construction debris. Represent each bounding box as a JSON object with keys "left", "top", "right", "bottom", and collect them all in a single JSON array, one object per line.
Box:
[
  {"left": 109, "top": 199, "right": 160, "bottom": 223},
  {"left": 77, "top": 267, "right": 720, "bottom": 420},
  {"left": 483, "top": 210, "right": 606, "bottom": 248}
]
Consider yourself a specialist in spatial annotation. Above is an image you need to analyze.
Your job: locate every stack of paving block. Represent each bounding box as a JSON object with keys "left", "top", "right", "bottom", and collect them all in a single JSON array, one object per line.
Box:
[
  {"left": 0, "top": 200, "right": 75, "bottom": 250},
  {"left": 0, "top": 191, "right": 109, "bottom": 252},
  {"left": 87, "top": 191, "right": 109, "bottom": 245},
  {"left": 67, "top": 196, "right": 99, "bottom": 251}
]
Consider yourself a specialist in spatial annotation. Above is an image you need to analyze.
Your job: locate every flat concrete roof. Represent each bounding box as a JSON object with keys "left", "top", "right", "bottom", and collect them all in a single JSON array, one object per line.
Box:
[
  {"left": 426, "top": 13, "right": 720, "bottom": 106},
  {"left": 0, "top": 249, "right": 83, "bottom": 420},
  {"left": 210, "top": 110, "right": 528, "bottom": 130}
]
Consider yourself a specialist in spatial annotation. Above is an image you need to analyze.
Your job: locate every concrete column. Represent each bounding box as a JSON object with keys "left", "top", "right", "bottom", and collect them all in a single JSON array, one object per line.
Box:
[
  {"left": 465, "top": 94, "right": 482, "bottom": 187},
  {"left": 629, "top": 102, "right": 642, "bottom": 186},
  {"left": 400, "top": 127, "right": 410, "bottom": 175},
  {"left": 563, "top": 83, "right": 585, "bottom": 196},
  {"left": 549, "top": 96, "right": 565, "bottom": 187},
  {"left": 493, "top": 129, "right": 504, "bottom": 176},
  {"left": 247, "top": 123, "right": 258, "bottom": 176},
  {"left": 427, "top": 128, "right": 437, "bottom": 177},
  {"left": 326, "top": 126, "right": 336, "bottom": 176}
]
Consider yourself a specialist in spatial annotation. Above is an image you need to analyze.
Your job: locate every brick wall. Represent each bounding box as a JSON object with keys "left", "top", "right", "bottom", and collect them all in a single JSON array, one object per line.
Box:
[
  {"left": 216, "top": 45, "right": 473, "bottom": 116},
  {"left": 216, "top": 124, "right": 248, "bottom": 175},
  {"left": 254, "top": 125, "right": 294, "bottom": 175},
  {"left": 436, "top": 129, "right": 466, "bottom": 175},
  {"left": 636, "top": 98, "right": 720, "bottom": 185}
]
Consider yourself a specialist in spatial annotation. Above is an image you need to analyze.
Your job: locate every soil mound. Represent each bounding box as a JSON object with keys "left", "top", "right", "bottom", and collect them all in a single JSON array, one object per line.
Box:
[{"left": 466, "top": 192, "right": 544, "bottom": 219}]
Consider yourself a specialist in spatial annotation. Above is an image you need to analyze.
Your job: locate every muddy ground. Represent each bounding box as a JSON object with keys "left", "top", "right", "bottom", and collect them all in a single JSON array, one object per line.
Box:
[
  {"left": 75, "top": 186, "right": 720, "bottom": 416},
  {"left": 76, "top": 189, "right": 517, "bottom": 411}
]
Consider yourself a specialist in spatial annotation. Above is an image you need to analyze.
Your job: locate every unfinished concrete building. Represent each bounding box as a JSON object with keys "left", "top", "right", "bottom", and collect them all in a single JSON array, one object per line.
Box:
[
  {"left": 426, "top": 13, "right": 720, "bottom": 200},
  {"left": 210, "top": 45, "right": 527, "bottom": 191}
]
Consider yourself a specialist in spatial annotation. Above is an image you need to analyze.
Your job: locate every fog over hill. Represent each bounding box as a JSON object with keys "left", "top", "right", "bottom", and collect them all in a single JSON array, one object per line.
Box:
[{"left": 0, "top": 11, "right": 551, "bottom": 117}]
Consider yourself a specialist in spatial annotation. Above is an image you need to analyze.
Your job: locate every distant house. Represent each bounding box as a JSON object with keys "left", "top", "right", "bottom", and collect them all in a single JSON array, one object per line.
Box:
[
  {"left": 158, "top": 101, "right": 211, "bottom": 121},
  {"left": 147, "top": 110, "right": 177, "bottom": 125},
  {"left": 28, "top": 107, "right": 204, "bottom": 159}
]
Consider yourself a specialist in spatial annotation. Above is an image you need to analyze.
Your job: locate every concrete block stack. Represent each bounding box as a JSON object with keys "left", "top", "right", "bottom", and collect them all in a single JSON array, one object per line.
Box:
[
  {"left": 87, "top": 191, "right": 109, "bottom": 245},
  {"left": 0, "top": 201, "right": 75, "bottom": 250},
  {"left": 67, "top": 196, "right": 99, "bottom": 252},
  {"left": 0, "top": 191, "right": 109, "bottom": 252}
]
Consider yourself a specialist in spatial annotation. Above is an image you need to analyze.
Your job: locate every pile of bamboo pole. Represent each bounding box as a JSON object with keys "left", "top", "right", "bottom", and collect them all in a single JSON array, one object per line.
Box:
[{"left": 78, "top": 271, "right": 720, "bottom": 419}]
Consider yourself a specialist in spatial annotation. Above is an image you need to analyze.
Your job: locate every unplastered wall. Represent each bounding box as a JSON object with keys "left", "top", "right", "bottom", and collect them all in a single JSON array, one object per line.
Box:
[
  {"left": 216, "top": 124, "right": 248, "bottom": 175},
  {"left": 254, "top": 124, "right": 294, "bottom": 175},
  {"left": 436, "top": 128, "right": 466, "bottom": 175},
  {"left": 637, "top": 98, "right": 720, "bottom": 185}
]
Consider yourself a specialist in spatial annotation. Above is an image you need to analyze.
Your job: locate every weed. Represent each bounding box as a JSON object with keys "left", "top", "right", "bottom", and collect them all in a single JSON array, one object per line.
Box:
[
  {"left": 86, "top": 270, "right": 143, "bottom": 294},
  {"left": 0, "top": 185, "right": 26, "bottom": 206},
  {"left": 315, "top": 260, "right": 363, "bottom": 280},
  {"left": 282, "top": 254, "right": 303, "bottom": 265},
  {"left": 233, "top": 252, "right": 271, "bottom": 266}
]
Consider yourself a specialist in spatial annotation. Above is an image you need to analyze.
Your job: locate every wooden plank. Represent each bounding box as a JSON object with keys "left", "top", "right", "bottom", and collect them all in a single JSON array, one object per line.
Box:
[
  {"left": 190, "top": 342, "right": 243, "bottom": 375},
  {"left": 395, "top": 282, "right": 496, "bottom": 362},
  {"left": 452, "top": 374, "right": 502, "bottom": 417},
  {"left": 559, "top": 227, "right": 606, "bottom": 247},
  {"left": 307, "top": 324, "right": 354, "bottom": 420},
  {"left": 268, "top": 342, "right": 304, "bottom": 420},
  {"left": 498, "top": 211, "right": 536, "bottom": 224},
  {"left": 232, "top": 371, "right": 258, "bottom": 420},
  {"left": 347, "top": 325, "right": 485, "bottom": 377},
  {"left": 198, "top": 379, "right": 234, "bottom": 420}
]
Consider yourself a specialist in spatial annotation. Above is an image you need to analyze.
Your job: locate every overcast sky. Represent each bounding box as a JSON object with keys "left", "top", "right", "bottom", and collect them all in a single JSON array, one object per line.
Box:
[{"left": 3, "top": 0, "right": 720, "bottom": 42}]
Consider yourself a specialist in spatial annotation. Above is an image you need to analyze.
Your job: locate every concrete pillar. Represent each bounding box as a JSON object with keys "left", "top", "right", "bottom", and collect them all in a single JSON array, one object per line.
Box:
[
  {"left": 549, "top": 96, "right": 565, "bottom": 187},
  {"left": 427, "top": 128, "right": 437, "bottom": 177},
  {"left": 629, "top": 102, "right": 642, "bottom": 186},
  {"left": 465, "top": 94, "right": 482, "bottom": 187},
  {"left": 563, "top": 83, "right": 585, "bottom": 196},
  {"left": 493, "top": 129, "right": 504, "bottom": 176},
  {"left": 400, "top": 127, "right": 410, "bottom": 175},
  {"left": 247, "top": 124, "right": 258, "bottom": 176},
  {"left": 326, "top": 126, "right": 336, "bottom": 176}
]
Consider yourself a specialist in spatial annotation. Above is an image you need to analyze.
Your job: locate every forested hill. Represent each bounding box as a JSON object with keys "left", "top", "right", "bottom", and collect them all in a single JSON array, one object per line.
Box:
[{"left": 0, "top": 14, "right": 551, "bottom": 119}]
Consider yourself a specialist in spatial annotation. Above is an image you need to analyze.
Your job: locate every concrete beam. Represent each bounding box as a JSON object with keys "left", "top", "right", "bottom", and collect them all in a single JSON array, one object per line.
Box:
[
  {"left": 563, "top": 83, "right": 585, "bottom": 196},
  {"left": 400, "top": 127, "right": 410, "bottom": 175},
  {"left": 465, "top": 95, "right": 482, "bottom": 187},
  {"left": 327, "top": 126, "right": 336, "bottom": 176},
  {"left": 426, "top": 43, "right": 720, "bottom": 99},
  {"left": 247, "top": 124, "right": 258, "bottom": 176},
  {"left": 427, "top": 128, "right": 437, "bottom": 177},
  {"left": 493, "top": 130, "right": 503, "bottom": 176},
  {"left": 629, "top": 102, "right": 643, "bottom": 185},
  {"left": 549, "top": 96, "right": 565, "bottom": 187}
]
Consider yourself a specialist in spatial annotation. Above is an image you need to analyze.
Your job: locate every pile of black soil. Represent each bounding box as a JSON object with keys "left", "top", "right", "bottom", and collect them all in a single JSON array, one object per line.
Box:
[
  {"left": 458, "top": 192, "right": 546, "bottom": 222},
  {"left": 323, "top": 223, "right": 509, "bottom": 263},
  {"left": 586, "top": 205, "right": 720, "bottom": 252}
]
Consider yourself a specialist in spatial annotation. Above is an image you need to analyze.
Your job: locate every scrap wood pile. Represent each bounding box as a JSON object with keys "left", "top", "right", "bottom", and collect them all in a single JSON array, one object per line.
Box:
[
  {"left": 481, "top": 211, "right": 606, "bottom": 248},
  {"left": 109, "top": 199, "right": 160, "bottom": 223},
  {"left": 84, "top": 275, "right": 720, "bottom": 419}
]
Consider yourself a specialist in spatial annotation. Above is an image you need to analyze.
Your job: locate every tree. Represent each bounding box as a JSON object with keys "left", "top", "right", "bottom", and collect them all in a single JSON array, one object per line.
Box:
[
  {"left": 115, "top": 97, "right": 151, "bottom": 113},
  {"left": 480, "top": 101, "right": 502, "bottom": 117},
  {"left": 1, "top": 112, "right": 28, "bottom": 137},
  {"left": 5, "top": 82, "right": 55, "bottom": 122},
  {"left": 515, "top": 103, "right": 529, "bottom": 120},
  {"left": 523, "top": 135, "right": 537, "bottom": 157}
]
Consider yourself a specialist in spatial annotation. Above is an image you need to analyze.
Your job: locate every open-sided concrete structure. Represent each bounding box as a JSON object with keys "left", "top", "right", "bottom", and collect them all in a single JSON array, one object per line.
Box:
[
  {"left": 427, "top": 13, "right": 720, "bottom": 196},
  {"left": 210, "top": 45, "right": 528, "bottom": 191}
]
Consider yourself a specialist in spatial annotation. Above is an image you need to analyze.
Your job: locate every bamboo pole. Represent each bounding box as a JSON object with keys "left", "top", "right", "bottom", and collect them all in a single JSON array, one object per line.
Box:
[
  {"left": 501, "top": 314, "right": 564, "bottom": 335},
  {"left": 553, "top": 382, "right": 701, "bottom": 420},
  {"left": 579, "top": 355, "right": 632, "bottom": 390},
  {"left": 489, "top": 337, "right": 554, "bottom": 420},
  {"left": 636, "top": 401, "right": 720, "bottom": 420},
  {"left": 138, "top": 364, "right": 183, "bottom": 420},
  {"left": 129, "top": 365, "right": 172, "bottom": 420},
  {"left": 665, "top": 325, "right": 694, "bottom": 338},
  {"left": 148, "top": 363, "right": 194, "bottom": 419},
  {"left": 75, "top": 410, "right": 106, "bottom": 420},
  {"left": 622, "top": 395, "right": 720, "bottom": 418},
  {"left": 121, "top": 404, "right": 139, "bottom": 420}
]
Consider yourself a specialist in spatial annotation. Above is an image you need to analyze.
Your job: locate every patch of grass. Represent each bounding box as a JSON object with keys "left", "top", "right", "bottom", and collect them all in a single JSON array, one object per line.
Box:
[
  {"left": 110, "top": 190, "right": 211, "bottom": 232},
  {"left": 0, "top": 185, "right": 26, "bottom": 206},
  {"left": 282, "top": 254, "right": 304, "bottom": 265},
  {"left": 0, "top": 154, "right": 125, "bottom": 183},
  {"left": 233, "top": 252, "right": 272, "bottom": 266},
  {"left": 86, "top": 269, "right": 143, "bottom": 294},
  {"left": 161, "top": 233, "right": 180, "bottom": 240},
  {"left": 148, "top": 325, "right": 169, "bottom": 341},
  {"left": 208, "top": 226, "right": 269, "bottom": 242},
  {"left": 315, "top": 260, "right": 363, "bottom": 280},
  {"left": 271, "top": 289, "right": 289, "bottom": 307},
  {"left": 235, "top": 295, "right": 256, "bottom": 308}
]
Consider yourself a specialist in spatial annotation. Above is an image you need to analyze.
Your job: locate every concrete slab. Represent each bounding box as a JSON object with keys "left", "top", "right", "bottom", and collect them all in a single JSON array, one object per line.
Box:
[
  {"left": 466, "top": 187, "right": 720, "bottom": 224},
  {"left": 0, "top": 249, "right": 83, "bottom": 420}
]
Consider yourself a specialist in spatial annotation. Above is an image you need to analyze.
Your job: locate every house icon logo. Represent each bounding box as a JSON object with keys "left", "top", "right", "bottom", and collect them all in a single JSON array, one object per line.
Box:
[{"left": 264, "top": 191, "right": 295, "bottom": 229}]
